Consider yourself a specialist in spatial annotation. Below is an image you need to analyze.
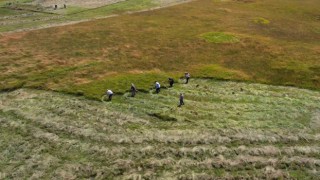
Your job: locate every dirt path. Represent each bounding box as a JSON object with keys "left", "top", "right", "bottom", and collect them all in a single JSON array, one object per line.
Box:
[
  {"left": 1, "top": 0, "right": 193, "bottom": 35},
  {"left": 32, "top": 0, "right": 126, "bottom": 8}
]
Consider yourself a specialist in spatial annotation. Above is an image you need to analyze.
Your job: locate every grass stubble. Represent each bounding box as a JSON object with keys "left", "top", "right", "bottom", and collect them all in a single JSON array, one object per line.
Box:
[
  {"left": 0, "top": 0, "right": 320, "bottom": 178},
  {"left": 0, "top": 79, "right": 320, "bottom": 179}
]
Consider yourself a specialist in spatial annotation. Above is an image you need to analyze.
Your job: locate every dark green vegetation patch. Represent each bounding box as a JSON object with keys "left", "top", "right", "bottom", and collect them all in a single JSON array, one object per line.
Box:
[
  {"left": 253, "top": 17, "right": 270, "bottom": 25},
  {"left": 200, "top": 32, "right": 240, "bottom": 44}
]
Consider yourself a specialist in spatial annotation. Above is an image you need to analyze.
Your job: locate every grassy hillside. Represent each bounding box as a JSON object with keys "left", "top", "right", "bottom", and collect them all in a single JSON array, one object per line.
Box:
[
  {"left": 1, "top": 0, "right": 319, "bottom": 179},
  {"left": 0, "top": 0, "right": 182, "bottom": 32},
  {"left": 1, "top": 79, "right": 319, "bottom": 179},
  {"left": 1, "top": 0, "right": 319, "bottom": 99}
]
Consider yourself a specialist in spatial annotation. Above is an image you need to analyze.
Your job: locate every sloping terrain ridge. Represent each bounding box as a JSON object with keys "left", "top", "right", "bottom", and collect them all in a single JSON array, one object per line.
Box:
[{"left": 1, "top": 79, "right": 319, "bottom": 179}]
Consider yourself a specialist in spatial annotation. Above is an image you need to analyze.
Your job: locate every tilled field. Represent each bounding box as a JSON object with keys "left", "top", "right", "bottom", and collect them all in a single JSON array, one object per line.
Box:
[{"left": 1, "top": 79, "right": 319, "bottom": 179}]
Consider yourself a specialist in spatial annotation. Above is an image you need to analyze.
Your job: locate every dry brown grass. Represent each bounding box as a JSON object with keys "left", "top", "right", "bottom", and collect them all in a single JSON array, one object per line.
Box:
[
  {"left": 0, "top": 0, "right": 320, "bottom": 97},
  {"left": 1, "top": 80, "right": 319, "bottom": 178}
]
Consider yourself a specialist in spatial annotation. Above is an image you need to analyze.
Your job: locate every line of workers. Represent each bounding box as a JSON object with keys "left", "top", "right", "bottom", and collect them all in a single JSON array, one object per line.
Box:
[{"left": 105, "top": 72, "right": 190, "bottom": 107}]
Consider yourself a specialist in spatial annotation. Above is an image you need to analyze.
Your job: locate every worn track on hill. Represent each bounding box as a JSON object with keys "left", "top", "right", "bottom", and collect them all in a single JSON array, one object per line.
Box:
[
  {"left": 0, "top": 0, "right": 192, "bottom": 34},
  {"left": 1, "top": 80, "right": 319, "bottom": 179}
]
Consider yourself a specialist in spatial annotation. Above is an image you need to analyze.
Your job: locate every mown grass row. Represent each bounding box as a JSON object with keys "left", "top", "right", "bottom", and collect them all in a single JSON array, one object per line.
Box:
[{"left": 1, "top": 79, "right": 319, "bottom": 178}]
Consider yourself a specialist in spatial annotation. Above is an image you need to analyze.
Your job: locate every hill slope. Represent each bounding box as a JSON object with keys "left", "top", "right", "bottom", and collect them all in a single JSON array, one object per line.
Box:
[
  {"left": 0, "top": 0, "right": 319, "bottom": 98},
  {"left": 0, "top": 0, "right": 188, "bottom": 32},
  {"left": 1, "top": 79, "right": 319, "bottom": 179}
]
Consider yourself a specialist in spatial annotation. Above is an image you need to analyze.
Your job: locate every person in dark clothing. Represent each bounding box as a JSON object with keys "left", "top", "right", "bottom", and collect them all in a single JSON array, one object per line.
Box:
[
  {"left": 130, "top": 83, "right": 137, "bottom": 97},
  {"left": 185, "top": 72, "right": 190, "bottom": 84},
  {"left": 168, "top": 78, "right": 174, "bottom": 87},
  {"left": 179, "top": 93, "right": 184, "bottom": 107}
]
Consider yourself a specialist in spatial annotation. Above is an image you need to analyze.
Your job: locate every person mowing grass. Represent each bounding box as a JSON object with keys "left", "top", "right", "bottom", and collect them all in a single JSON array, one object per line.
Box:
[
  {"left": 130, "top": 83, "right": 137, "bottom": 97},
  {"left": 185, "top": 72, "right": 190, "bottom": 84},
  {"left": 168, "top": 78, "right": 174, "bottom": 87},
  {"left": 106, "top": 89, "right": 113, "bottom": 101},
  {"left": 155, "top": 81, "right": 161, "bottom": 94},
  {"left": 178, "top": 93, "right": 185, "bottom": 107}
]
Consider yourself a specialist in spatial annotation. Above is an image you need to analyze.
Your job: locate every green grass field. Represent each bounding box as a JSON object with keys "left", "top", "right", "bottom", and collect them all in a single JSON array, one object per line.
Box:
[
  {"left": 0, "top": 0, "right": 170, "bottom": 32},
  {"left": 0, "top": 0, "right": 319, "bottom": 99},
  {"left": 1, "top": 0, "right": 320, "bottom": 178},
  {"left": 1, "top": 79, "right": 319, "bottom": 179}
]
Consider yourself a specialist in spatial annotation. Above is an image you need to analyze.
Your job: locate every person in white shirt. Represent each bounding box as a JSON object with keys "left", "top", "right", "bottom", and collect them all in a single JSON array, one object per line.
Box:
[
  {"left": 185, "top": 72, "right": 190, "bottom": 84},
  {"left": 106, "top": 89, "right": 113, "bottom": 101},
  {"left": 155, "top": 81, "right": 161, "bottom": 94}
]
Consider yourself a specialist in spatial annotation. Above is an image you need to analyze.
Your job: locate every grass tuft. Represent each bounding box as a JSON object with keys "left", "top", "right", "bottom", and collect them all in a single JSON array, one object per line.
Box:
[
  {"left": 253, "top": 17, "right": 270, "bottom": 25},
  {"left": 148, "top": 112, "right": 178, "bottom": 122},
  {"left": 200, "top": 32, "right": 240, "bottom": 44}
]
